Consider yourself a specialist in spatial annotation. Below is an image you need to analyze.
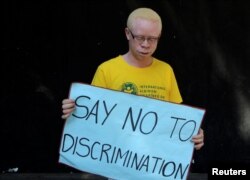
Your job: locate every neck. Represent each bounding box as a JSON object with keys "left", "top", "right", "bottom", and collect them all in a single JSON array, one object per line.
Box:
[{"left": 123, "top": 52, "right": 153, "bottom": 68}]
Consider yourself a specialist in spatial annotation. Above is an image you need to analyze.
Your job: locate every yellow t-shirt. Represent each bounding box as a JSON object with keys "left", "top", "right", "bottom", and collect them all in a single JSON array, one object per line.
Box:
[{"left": 91, "top": 55, "right": 182, "bottom": 103}]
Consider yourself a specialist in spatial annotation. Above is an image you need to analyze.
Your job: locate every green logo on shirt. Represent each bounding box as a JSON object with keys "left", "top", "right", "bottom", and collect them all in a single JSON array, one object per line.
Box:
[{"left": 121, "top": 82, "right": 138, "bottom": 95}]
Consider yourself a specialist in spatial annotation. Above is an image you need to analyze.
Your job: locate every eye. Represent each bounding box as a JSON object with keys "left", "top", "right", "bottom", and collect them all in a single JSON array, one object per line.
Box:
[
  {"left": 135, "top": 36, "right": 145, "bottom": 41},
  {"left": 148, "top": 37, "right": 158, "bottom": 43}
]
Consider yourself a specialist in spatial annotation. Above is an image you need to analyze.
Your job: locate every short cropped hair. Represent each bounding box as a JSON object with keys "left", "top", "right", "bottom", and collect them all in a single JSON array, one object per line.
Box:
[{"left": 127, "top": 8, "right": 162, "bottom": 31}]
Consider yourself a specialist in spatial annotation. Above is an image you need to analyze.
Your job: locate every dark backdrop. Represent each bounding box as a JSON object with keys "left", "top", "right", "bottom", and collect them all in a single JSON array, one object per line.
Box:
[{"left": 1, "top": 0, "right": 250, "bottom": 174}]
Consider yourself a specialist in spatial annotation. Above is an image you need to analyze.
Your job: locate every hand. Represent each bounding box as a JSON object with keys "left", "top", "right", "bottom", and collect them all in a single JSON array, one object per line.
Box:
[
  {"left": 191, "top": 128, "right": 204, "bottom": 150},
  {"left": 61, "top": 99, "right": 75, "bottom": 119}
]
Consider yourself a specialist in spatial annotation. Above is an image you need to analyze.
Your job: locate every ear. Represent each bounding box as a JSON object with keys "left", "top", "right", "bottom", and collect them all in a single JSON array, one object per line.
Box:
[{"left": 125, "top": 27, "right": 130, "bottom": 40}]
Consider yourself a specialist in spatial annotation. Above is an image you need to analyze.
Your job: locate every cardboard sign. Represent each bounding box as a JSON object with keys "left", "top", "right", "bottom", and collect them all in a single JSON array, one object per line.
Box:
[{"left": 59, "top": 83, "right": 205, "bottom": 180}]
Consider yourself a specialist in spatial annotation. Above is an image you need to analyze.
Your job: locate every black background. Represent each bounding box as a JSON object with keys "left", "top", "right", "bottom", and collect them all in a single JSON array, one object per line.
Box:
[{"left": 1, "top": 0, "right": 250, "bottom": 174}]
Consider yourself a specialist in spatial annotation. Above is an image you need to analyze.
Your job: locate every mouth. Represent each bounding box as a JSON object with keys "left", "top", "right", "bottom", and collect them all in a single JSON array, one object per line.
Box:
[{"left": 138, "top": 51, "right": 151, "bottom": 55}]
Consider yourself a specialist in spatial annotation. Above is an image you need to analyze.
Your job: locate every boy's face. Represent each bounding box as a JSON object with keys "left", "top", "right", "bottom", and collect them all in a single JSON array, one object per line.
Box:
[{"left": 126, "top": 18, "right": 161, "bottom": 59}]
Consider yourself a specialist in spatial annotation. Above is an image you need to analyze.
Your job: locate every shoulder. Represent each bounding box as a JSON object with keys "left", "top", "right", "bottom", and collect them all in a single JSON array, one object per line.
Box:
[
  {"left": 98, "top": 55, "right": 122, "bottom": 68},
  {"left": 153, "top": 58, "right": 173, "bottom": 71}
]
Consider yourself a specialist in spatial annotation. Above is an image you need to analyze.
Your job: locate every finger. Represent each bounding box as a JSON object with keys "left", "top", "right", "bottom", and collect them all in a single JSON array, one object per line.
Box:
[
  {"left": 61, "top": 113, "right": 70, "bottom": 120},
  {"left": 192, "top": 131, "right": 204, "bottom": 140},
  {"left": 62, "top": 99, "right": 74, "bottom": 104},
  {"left": 63, "top": 108, "right": 75, "bottom": 114},
  {"left": 194, "top": 142, "right": 204, "bottom": 150},
  {"left": 192, "top": 134, "right": 203, "bottom": 140},
  {"left": 192, "top": 135, "right": 202, "bottom": 140},
  {"left": 191, "top": 138, "right": 203, "bottom": 144},
  {"left": 62, "top": 103, "right": 75, "bottom": 109}
]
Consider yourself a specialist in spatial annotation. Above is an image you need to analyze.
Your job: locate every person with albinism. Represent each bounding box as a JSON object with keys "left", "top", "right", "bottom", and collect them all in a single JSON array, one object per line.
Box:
[{"left": 61, "top": 7, "right": 204, "bottom": 151}]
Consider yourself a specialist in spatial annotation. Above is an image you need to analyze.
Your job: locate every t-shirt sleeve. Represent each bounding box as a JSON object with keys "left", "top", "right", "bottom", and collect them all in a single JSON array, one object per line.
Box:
[
  {"left": 91, "top": 65, "right": 108, "bottom": 88},
  {"left": 169, "top": 69, "right": 183, "bottom": 104}
]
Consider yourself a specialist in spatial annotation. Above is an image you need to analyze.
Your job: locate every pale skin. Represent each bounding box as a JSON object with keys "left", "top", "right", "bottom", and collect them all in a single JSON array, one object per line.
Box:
[{"left": 62, "top": 17, "right": 204, "bottom": 150}]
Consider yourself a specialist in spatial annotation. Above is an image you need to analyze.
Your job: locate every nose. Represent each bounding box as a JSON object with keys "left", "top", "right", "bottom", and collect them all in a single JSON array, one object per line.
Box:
[{"left": 140, "top": 39, "right": 150, "bottom": 47}]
